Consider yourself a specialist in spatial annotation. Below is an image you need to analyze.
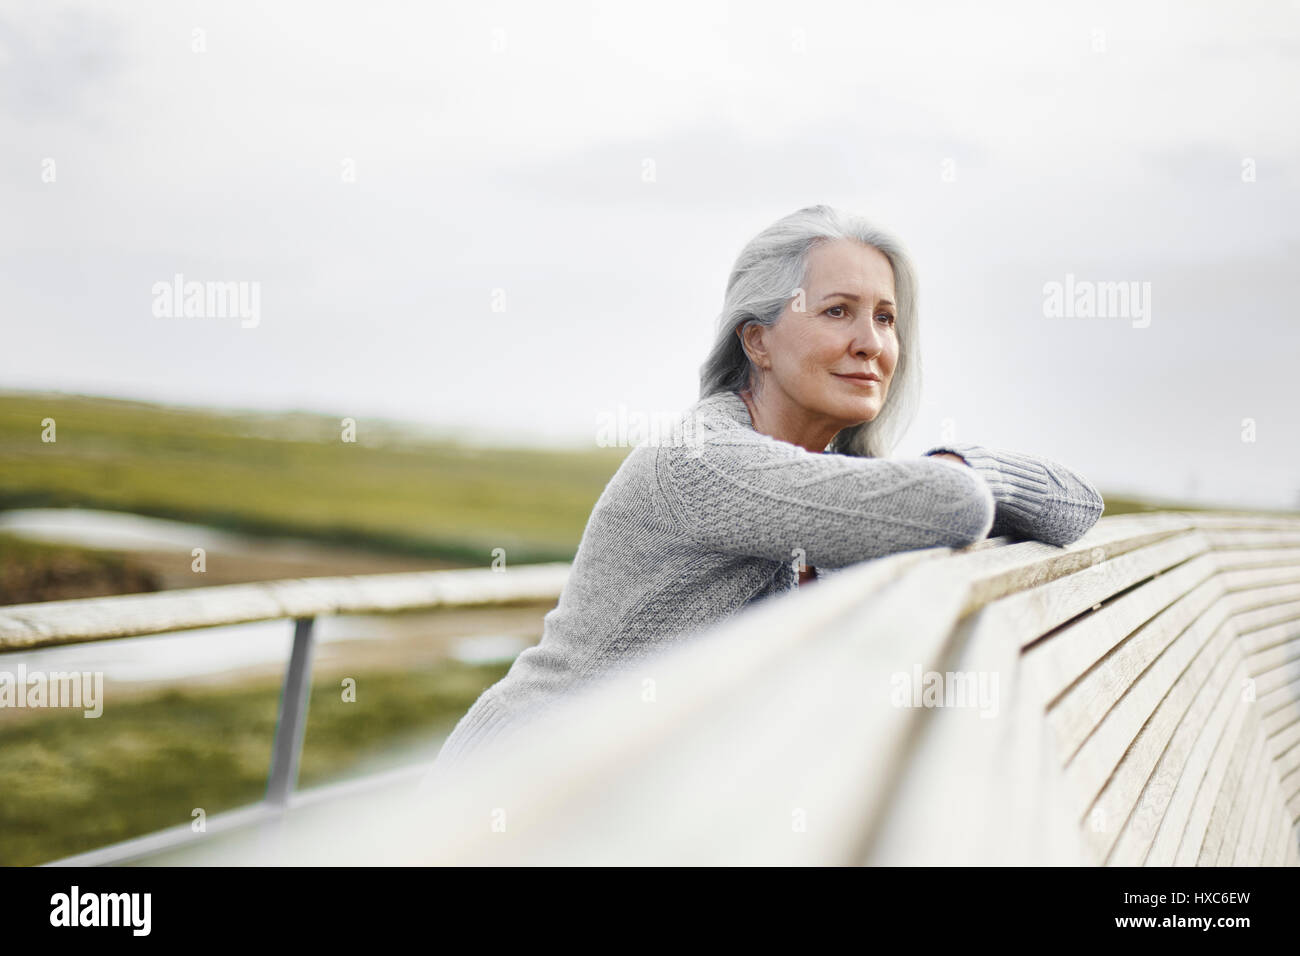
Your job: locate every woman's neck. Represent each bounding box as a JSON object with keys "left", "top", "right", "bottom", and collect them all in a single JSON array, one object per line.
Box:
[{"left": 738, "top": 386, "right": 837, "bottom": 453}]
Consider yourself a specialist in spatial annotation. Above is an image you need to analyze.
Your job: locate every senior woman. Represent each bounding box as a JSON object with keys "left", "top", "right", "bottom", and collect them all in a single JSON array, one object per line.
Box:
[{"left": 425, "top": 204, "right": 1104, "bottom": 780}]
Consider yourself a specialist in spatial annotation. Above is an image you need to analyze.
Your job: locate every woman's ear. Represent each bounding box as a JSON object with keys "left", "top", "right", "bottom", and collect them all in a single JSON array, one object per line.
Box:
[{"left": 737, "top": 322, "right": 769, "bottom": 371}]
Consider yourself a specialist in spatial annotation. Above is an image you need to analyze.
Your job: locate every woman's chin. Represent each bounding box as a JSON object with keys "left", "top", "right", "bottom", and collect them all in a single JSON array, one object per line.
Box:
[{"left": 838, "top": 398, "right": 879, "bottom": 425}]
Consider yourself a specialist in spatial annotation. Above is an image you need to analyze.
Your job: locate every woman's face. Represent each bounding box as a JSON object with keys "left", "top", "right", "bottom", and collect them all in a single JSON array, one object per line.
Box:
[{"left": 741, "top": 239, "right": 899, "bottom": 448}]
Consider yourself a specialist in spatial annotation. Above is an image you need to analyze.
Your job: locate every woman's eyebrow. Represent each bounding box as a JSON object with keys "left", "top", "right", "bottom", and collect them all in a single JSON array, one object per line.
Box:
[{"left": 820, "top": 291, "right": 896, "bottom": 307}]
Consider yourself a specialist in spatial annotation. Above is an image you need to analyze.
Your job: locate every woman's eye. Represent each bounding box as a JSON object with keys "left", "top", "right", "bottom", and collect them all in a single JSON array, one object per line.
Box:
[
  {"left": 821, "top": 306, "right": 894, "bottom": 325},
  {"left": 826, "top": 304, "right": 894, "bottom": 324}
]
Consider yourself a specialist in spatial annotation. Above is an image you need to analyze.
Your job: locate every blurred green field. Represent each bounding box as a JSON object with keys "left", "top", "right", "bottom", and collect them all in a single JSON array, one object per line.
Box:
[
  {"left": 0, "top": 657, "right": 510, "bottom": 866},
  {"left": 0, "top": 390, "right": 630, "bottom": 566}
]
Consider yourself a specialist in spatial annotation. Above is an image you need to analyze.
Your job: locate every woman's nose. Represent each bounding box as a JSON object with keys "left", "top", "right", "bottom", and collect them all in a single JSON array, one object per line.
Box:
[{"left": 849, "top": 317, "right": 885, "bottom": 357}]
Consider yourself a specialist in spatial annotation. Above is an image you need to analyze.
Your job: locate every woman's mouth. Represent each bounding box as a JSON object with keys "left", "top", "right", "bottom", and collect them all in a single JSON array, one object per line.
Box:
[{"left": 833, "top": 372, "right": 880, "bottom": 387}]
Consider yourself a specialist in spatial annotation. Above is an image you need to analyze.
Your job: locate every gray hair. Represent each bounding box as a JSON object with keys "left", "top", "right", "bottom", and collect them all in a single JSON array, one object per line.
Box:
[{"left": 697, "top": 204, "right": 922, "bottom": 458}]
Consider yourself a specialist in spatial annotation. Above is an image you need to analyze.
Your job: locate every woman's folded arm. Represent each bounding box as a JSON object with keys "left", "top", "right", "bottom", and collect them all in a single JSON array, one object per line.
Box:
[
  {"left": 921, "top": 442, "right": 1105, "bottom": 546},
  {"left": 656, "top": 427, "right": 997, "bottom": 568}
]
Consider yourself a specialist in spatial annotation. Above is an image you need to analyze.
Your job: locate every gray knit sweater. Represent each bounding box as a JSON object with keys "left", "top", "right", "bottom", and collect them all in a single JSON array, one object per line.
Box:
[{"left": 427, "top": 388, "right": 1104, "bottom": 774}]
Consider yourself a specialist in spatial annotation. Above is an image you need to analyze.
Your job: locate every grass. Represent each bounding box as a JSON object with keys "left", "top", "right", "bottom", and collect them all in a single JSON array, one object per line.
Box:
[
  {"left": 0, "top": 657, "right": 511, "bottom": 866},
  {"left": 0, "top": 390, "right": 630, "bottom": 567},
  {"left": 0, "top": 531, "right": 163, "bottom": 605}
]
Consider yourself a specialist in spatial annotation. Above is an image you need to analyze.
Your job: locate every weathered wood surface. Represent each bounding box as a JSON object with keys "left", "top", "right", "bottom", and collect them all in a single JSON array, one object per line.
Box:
[
  {"left": 0, "top": 562, "right": 571, "bottom": 651},
  {"left": 18, "top": 509, "right": 1300, "bottom": 866}
]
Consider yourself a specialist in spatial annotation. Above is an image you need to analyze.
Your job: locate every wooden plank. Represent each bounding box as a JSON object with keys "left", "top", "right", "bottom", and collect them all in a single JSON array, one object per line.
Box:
[
  {"left": 1201, "top": 530, "right": 1300, "bottom": 550},
  {"left": 1024, "top": 548, "right": 1214, "bottom": 710},
  {"left": 1017, "top": 538, "right": 1298, "bottom": 716},
  {"left": 1059, "top": 596, "right": 1230, "bottom": 816},
  {"left": 1232, "top": 594, "right": 1300, "bottom": 629},
  {"left": 1260, "top": 787, "right": 1292, "bottom": 867},
  {"left": 1279, "top": 816, "right": 1298, "bottom": 866},
  {"left": 1268, "top": 804, "right": 1293, "bottom": 866},
  {"left": 1275, "top": 739, "right": 1300, "bottom": 784},
  {"left": 861, "top": 610, "right": 1016, "bottom": 864},
  {"left": 407, "top": 550, "right": 971, "bottom": 866},
  {"left": 832, "top": 522, "right": 1227, "bottom": 858},
  {"left": 1224, "top": 585, "right": 1300, "bottom": 622},
  {"left": 1182, "top": 514, "right": 1300, "bottom": 533},
  {"left": 1284, "top": 774, "right": 1300, "bottom": 807},
  {"left": 831, "top": 520, "right": 1300, "bottom": 867},
  {"left": 1229, "top": 745, "right": 1275, "bottom": 865},
  {"left": 1217, "top": 565, "right": 1300, "bottom": 592},
  {"left": 1263, "top": 808, "right": 1284, "bottom": 866},
  {"left": 1205, "top": 541, "right": 1300, "bottom": 563},
  {"left": 1145, "top": 661, "right": 1249, "bottom": 866},
  {"left": 1058, "top": 589, "right": 1299, "bottom": 825},
  {"left": 868, "top": 526, "right": 1209, "bottom": 865},
  {"left": 1200, "top": 725, "right": 1265, "bottom": 865},
  {"left": 1252, "top": 799, "right": 1287, "bottom": 867},
  {"left": 864, "top": 604, "right": 1084, "bottom": 865},
  {"left": 1217, "top": 734, "right": 1270, "bottom": 865},
  {"left": 1241, "top": 634, "right": 1300, "bottom": 690},
  {"left": 1265, "top": 720, "right": 1300, "bottom": 767},
  {"left": 1253, "top": 664, "right": 1300, "bottom": 703},
  {"left": 1106, "top": 626, "right": 1238, "bottom": 864},
  {"left": 940, "top": 517, "right": 1196, "bottom": 618},
  {"left": 1171, "top": 695, "right": 1255, "bottom": 865},
  {"left": 1255, "top": 667, "right": 1300, "bottom": 740},
  {"left": 1046, "top": 575, "right": 1227, "bottom": 765},
  {"left": 850, "top": 518, "right": 1299, "bottom": 867},
  {"left": 1242, "top": 762, "right": 1286, "bottom": 865},
  {"left": 1280, "top": 729, "right": 1300, "bottom": 792},
  {"left": 0, "top": 563, "right": 573, "bottom": 650},
  {"left": 1237, "top": 618, "right": 1300, "bottom": 659},
  {"left": 993, "top": 640, "right": 1091, "bottom": 866},
  {"left": 1261, "top": 704, "right": 1300, "bottom": 746},
  {"left": 1087, "top": 622, "right": 1236, "bottom": 864},
  {"left": 1208, "top": 706, "right": 1269, "bottom": 868},
  {"left": 1211, "top": 546, "right": 1300, "bottom": 574}
]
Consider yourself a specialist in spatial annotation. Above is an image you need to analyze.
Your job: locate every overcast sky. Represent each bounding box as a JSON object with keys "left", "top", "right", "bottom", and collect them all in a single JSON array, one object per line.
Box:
[{"left": 3, "top": 0, "right": 1298, "bottom": 508}]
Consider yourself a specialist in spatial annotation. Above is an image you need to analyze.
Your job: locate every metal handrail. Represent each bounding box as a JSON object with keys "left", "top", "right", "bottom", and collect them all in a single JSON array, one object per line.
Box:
[{"left": 0, "top": 563, "right": 571, "bottom": 866}]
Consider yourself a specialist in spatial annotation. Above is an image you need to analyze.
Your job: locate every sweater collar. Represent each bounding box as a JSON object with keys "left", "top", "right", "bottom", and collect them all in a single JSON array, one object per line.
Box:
[
  {"left": 700, "top": 390, "right": 835, "bottom": 453},
  {"left": 701, "top": 390, "right": 754, "bottom": 429}
]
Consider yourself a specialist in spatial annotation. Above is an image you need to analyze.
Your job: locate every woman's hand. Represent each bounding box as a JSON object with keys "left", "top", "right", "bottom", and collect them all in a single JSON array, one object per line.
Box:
[
  {"left": 924, "top": 442, "right": 1105, "bottom": 546},
  {"left": 927, "top": 452, "right": 969, "bottom": 466}
]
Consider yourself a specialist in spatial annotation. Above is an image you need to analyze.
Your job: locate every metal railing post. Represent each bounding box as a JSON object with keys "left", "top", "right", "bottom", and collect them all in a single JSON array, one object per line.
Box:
[{"left": 265, "top": 616, "right": 317, "bottom": 807}]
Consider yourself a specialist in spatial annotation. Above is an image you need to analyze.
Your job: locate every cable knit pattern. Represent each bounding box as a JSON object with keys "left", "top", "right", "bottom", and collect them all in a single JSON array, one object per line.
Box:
[
  {"left": 921, "top": 442, "right": 1105, "bottom": 546},
  {"left": 424, "top": 389, "right": 1104, "bottom": 779}
]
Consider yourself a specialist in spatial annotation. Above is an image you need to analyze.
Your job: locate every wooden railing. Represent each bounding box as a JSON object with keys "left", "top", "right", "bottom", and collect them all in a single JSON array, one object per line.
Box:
[
  {"left": 0, "top": 562, "right": 571, "bottom": 866},
  {"left": 6, "top": 511, "right": 1299, "bottom": 866}
]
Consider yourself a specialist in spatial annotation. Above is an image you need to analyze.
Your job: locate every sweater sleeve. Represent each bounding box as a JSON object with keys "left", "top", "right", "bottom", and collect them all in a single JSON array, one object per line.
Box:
[
  {"left": 921, "top": 442, "right": 1105, "bottom": 547},
  {"left": 657, "top": 426, "right": 997, "bottom": 569}
]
